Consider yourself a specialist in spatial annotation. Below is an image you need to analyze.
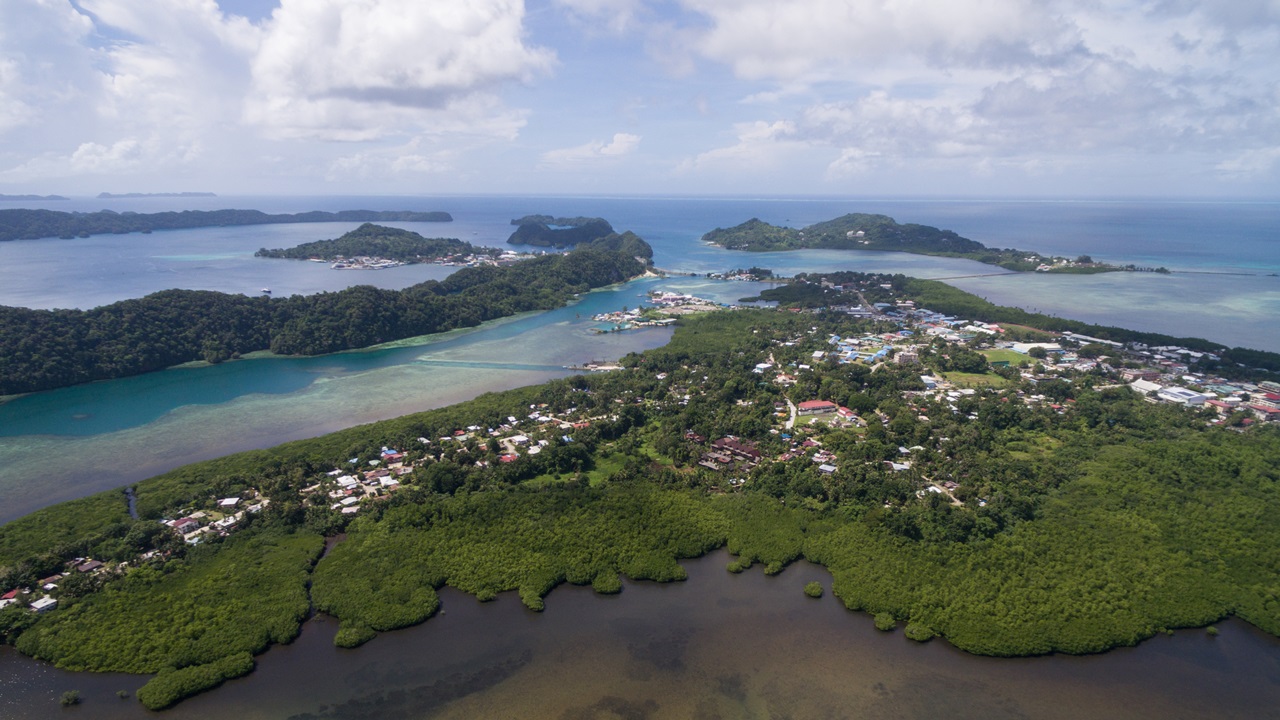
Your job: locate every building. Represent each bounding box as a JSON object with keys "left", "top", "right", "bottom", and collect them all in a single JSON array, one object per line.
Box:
[
  {"left": 1156, "top": 387, "right": 1212, "bottom": 406},
  {"left": 796, "top": 400, "right": 838, "bottom": 416},
  {"left": 30, "top": 597, "right": 57, "bottom": 613},
  {"left": 1130, "top": 379, "right": 1162, "bottom": 395}
]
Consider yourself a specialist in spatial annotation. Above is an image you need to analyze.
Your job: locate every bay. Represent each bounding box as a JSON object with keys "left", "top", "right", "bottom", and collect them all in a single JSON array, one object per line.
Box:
[{"left": 2, "top": 551, "right": 1278, "bottom": 719}]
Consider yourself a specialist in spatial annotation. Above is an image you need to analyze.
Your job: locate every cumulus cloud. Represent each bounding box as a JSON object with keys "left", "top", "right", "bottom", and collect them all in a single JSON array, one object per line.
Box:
[
  {"left": 245, "top": 0, "right": 554, "bottom": 140},
  {"left": 541, "top": 132, "right": 641, "bottom": 166},
  {"left": 674, "top": 0, "right": 1280, "bottom": 184},
  {"left": 0, "top": 0, "right": 96, "bottom": 134},
  {"left": 681, "top": 0, "right": 1086, "bottom": 82}
]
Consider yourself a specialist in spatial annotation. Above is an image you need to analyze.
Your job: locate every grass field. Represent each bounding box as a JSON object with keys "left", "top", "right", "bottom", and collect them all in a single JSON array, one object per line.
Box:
[
  {"left": 981, "top": 349, "right": 1029, "bottom": 366},
  {"left": 944, "top": 371, "right": 1014, "bottom": 389}
]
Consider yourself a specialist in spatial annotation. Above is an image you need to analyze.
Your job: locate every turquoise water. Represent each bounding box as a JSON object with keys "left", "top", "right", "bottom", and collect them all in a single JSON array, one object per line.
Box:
[
  {"left": 0, "top": 276, "right": 769, "bottom": 523},
  {"left": 0, "top": 197, "right": 1276, "bottom": 523}
]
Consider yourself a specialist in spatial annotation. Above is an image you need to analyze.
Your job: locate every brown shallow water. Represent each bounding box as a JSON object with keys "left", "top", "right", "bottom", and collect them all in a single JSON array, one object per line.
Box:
[{"left": 3, "top": 550, "right": 1279, "bottom": 719}]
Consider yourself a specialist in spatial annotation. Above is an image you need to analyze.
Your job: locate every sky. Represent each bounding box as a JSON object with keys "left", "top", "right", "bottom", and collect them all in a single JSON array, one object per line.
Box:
[{"left": 1, "top": 0, "right": 1278, "bottom": 197}]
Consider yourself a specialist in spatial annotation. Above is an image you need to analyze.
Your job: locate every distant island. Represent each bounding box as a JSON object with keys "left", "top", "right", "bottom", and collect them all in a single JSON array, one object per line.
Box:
[
  {"left": 97, "top": 192, "right": 218, "bottom": 199},
  {"left": 0, "top": 194, "right": 67, "bottom": 202},
  {"left": 704, "top": 214, "right": 1169, "bottom": 274},
  {"left": 256, "top": 223, "right": 491, "bottom": 266},
  {"left": 0, "top": 208, "right": 453, "bottom": 242},
  {"left": 508, "top": 215, "right": 654, "bottom": 260}
]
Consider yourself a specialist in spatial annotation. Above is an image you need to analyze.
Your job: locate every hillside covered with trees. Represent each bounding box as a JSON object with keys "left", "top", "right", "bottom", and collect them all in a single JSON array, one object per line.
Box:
[
  {"left": 0, "top": 208, "right": 453, "bottom": 242},
  {"left": 0, "top": 248, "right": 645, "bottom": 395},
  {"left": 703, "top": 214, "right": 1143, "bottom": 272},
  {"left": 255, "top": 223, "right": 483, "bottom": 261}
]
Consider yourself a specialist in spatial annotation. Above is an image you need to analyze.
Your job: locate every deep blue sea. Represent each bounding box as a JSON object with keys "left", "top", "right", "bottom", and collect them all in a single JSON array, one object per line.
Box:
[{"left": 0, "top": 195, "right": 1276, "bottom": 522}]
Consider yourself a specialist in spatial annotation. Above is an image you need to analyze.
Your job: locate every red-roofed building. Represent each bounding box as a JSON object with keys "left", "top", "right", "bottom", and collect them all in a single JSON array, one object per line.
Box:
[
  {"left": 797, "top": 400, "right": 838, "bottom": 416},
  {"left": 1247, "top": 404, "right": 1280, "bottom": 422}
]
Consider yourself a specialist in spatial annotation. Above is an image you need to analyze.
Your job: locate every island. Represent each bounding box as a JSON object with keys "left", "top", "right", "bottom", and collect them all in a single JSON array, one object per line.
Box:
[
  {"left": 0, "top": 244, "right": 647, "bottom": 395},
  {"left": 703, "top": 215, "right": 1169, "bottom": 273},
  {"left": 255, "top": 222, "right": 501, "bottom": 268},
  {"left": 1, "top": 270, "right": 1278, "bottom": 710},
  {"left": 97, "top": 192, "right": 218, "bottom": 199},
  {"left": 0, "top": 194, "right": 68, "bottom": 202},
  {"left": 0, "top": 208, "right": 454, "bottom": 242},
  {"left": 507, "top": 215, "right": 655, "bottom": 260}
]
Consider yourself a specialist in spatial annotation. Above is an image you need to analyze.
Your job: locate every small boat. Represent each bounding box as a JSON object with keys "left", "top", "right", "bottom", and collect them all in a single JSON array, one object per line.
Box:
[{"left": 261, "top": 288, "right": 272, "bottom": 294}]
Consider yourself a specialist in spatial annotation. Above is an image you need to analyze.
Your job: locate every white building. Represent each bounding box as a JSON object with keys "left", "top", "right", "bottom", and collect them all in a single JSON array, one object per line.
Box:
[{"left": 1157, "top": 387, "right": 1212, "bottom": 406}]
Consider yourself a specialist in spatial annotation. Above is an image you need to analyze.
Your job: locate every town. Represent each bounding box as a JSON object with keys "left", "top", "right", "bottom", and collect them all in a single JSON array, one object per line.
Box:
[{"left": 5, "top": 272, "right": 1274, "bottom": 619}]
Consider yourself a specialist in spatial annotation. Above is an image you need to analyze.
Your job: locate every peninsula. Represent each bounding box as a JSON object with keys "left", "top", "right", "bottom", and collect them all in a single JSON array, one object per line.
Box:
[
  {"left": 704, "top": 215, "right": 1169, "bottom": 273},
  {"left": 0, "top": 208, "right": 453, "bottom": 242},
  {"left": 1, "top": 272, "right": 1278, "bottom": 710},
  {"left": 0, "top": 245, "right": 646, "bottom": 395}
]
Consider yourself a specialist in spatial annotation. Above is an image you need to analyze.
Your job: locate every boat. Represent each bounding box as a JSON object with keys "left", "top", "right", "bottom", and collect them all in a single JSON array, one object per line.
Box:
[{"left": 261, "top": 288, "right": 272, "bottom": 294}]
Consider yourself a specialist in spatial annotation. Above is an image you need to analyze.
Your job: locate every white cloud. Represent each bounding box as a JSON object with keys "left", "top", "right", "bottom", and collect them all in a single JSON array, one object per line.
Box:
[
  {"left": 680, "top": 0, "right": 1085, "bottom": 83},
  {"left": 672, "top": 0, "right": 1280, "bottom": 184},
  {"left": 679, "top": 120, "right": 803, "bottom": 172},
  {"left": 1216, "top": 147, "right": 1280, "bottom": 180},
  {"left": 0, "top": 0, "right": 554, "bottom": 191},
  {"left": 541, "top": 132, "right": 641, "bottom": 166},
  {"left": 554, "top": 0, "right": 645, "bottom": 33},
  {"left": 245, "top": 0, "right": 554, "bottom": 140},
  {"left": 0, "top": 0, "right": 96, "bottom": 134}
]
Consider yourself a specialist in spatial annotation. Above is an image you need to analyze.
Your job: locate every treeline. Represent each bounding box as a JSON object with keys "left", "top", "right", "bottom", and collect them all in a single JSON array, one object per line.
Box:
[
  {"left": 0, "top": 248, "right": 645, "bottom": 394},
  {"left": 255, "top": 223, "right": 482, "bottom": 261},
  {"left": 0, "top": 208, "right": 452, "bottom": 242}
]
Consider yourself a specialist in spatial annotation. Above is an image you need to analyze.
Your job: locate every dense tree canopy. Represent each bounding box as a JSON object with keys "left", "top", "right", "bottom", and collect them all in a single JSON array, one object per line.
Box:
[
  {"left": 255, "top": 223, "right": 479, "bottom": 261},
  {"left": 0, "top": 248, "right": 645, "bottom": 394}
]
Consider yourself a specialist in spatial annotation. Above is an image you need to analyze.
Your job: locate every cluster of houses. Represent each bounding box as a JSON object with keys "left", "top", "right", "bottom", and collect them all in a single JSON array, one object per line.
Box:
[
  {"left": 2, "top": 558, "right": 120, "bottom": 615},
  {"left": 590, "top": 292, "right": 727, "bottom": 333},
  {"left": 692, "top": 434, "right": 763, "bottom": 474},
  {"left": 326, "top": 249, "right": 537, "bottom": 271},
  {"left": 164, "top": 493, "right": 271, "bottom": 545}
]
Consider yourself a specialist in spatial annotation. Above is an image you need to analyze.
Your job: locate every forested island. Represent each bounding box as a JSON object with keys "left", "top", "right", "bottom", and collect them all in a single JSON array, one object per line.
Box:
[
  {"left": 0, "top": 208, "right": 453, "bottom": 242},
  {"left": 98, "top": 193, "right": 217, "bottom": 199},
  {"left": 506, "top": 215, "right": 655, "bottom": 260},
  {"left": 0, "top": 246, "right": 646, "bottom": 395},
  {"left": 255, "top": 223, "right": 487, "bottom": 262},
  {"left": 704, "top": 215, "right": 1168, "bottom": 273},
  {"left": 0, "top": 194, "right": 67, "bottom": 202},
  {"left": 1, "top": 272, "right": 1278, "bottom": 710}
]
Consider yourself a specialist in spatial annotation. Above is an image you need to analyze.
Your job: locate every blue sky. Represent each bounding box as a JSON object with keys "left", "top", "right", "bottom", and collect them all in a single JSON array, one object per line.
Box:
[{"left": 1, "top": 0, "right": 1278, "bottom": 196}]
